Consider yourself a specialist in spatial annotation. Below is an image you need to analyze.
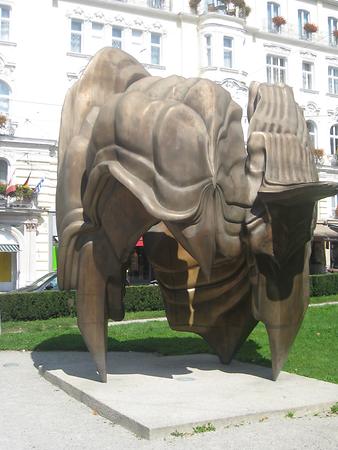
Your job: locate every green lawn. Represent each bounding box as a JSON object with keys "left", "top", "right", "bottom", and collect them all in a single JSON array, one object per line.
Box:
[
  {"left": 0, "top": 304, "right": 337, "bottom": 384},
  {"left": 309, "top": 294, "right": 338, "bottom": 304}
]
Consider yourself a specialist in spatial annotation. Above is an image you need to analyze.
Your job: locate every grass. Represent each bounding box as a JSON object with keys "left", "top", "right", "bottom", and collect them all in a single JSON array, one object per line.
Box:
[
  {"left": 193, "top": 423, "right": 216, "bottom": 433},
  {"left": 331, "top": 403, "right": 338, "bottom": 414},
  {"left": 0, "top": 304, "right": 337, "bottom": 384},
  {"left": 309, "top": 294, "right": 338, "bottom": 305}
]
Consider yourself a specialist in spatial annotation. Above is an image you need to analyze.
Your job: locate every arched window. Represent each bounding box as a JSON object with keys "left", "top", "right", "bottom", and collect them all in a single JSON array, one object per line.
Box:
[
  {"left": 0, "top": 158, "right": 8, "bottom": 184},
  {"left": 306, "top": 120, "right": 317, "bottom": 147},
  {"left": 0, "top": 80, "right": 10, "bottom": 113},
  {"left": 330, "top": 124, "right": 338, "bottom": 154}
]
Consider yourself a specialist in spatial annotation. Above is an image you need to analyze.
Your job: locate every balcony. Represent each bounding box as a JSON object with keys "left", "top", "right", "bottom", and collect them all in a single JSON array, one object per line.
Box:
[
  {"left": 260, "top": 21, "right": 332, "bottom": 47},
  {"left": 116, "top": 0, "right": 170, "bottom": 10},
  {"left": 0, "top": 116, "right": 17, "bottom": 137},
  {"left": 0, "top": 191, "right": 39, "bottom": 210},
  {"left": 311, "top": 150, "right": 338, "bottom": 168},
  {"left": 205, "top": 0, "right": 250, "bottom": 19}
]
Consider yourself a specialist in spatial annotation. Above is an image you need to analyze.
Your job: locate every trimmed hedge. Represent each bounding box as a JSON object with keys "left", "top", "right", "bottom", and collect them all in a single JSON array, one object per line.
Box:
[
  {"left": 0, "top": 290, "right": 77, "bottom": 322},
  {"left": 0, "top": 285, "right": 163, "bottom": 322},
  {"left": 124, "top": 285, "right": 163, "bottom": 312},
  {"left": 309, "top": 273, "right": 338, "bottom": 297},
  {"left": 1, "top": 274, "right": 337, "bottom": 322}
]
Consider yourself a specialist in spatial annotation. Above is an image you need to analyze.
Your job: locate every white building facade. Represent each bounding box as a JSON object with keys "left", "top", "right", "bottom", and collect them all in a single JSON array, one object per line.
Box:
[{"left": 0, "top": 0, "right": 338, "bottom": 289}]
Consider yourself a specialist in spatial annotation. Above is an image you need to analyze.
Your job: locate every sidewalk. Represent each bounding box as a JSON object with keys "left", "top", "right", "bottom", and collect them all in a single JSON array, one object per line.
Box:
[{"left": 1, "top": 351, "right": 338, "bottom": 449}]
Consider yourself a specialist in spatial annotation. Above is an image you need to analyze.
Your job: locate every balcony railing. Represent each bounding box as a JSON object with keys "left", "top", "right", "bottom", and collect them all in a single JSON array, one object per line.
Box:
[
  {"left": 257, "top": 21, "right": 334, "bottom": 47},
  {"left": 205, "top": 1, "right": 250, "bottom": 18},
  {"left": 0, "top": 192, "right": 39, "bottom": 209},
  {"left": 0, "top": 118, "right": 17, "bottom": 137},
  {"left": 117, "top": 0, "right": 170, "bottom": 10}
]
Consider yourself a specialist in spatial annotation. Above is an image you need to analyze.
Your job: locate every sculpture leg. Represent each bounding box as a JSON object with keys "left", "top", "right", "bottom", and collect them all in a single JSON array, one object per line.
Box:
[
  {"left": 255, "top": 257, "right": 310, "bottom": 381},
  {"left": 77, "top": 241, "right": 108, "bottom": 382},
  {"left": 266, "top": 323, "right": 304, "bottom": 381}
]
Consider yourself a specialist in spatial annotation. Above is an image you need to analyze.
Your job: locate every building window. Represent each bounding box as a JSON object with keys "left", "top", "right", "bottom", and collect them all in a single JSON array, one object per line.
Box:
[
  {"left": 302, "top": 62, "right": 314, "bottom": 90},
  {"left": 223, "top": 37, "right": 232, "bottom": 68},
  {"left": 267, "top": 2, "right": 280, "bottom": 32},
  {"left": 330, "top": 124, "right": 338, "bottom": 154},
  {"left": 0, "top": 80, "right": 10, "bottom": 113},
  {"left": 148, "top": 0, "right": 165, "bottom": 8},
  {"left": 112, "top": 26, "right": 122, "bottom": 49},
  {"left": 70, "top": 19, "right": 82, "bottom": 53},
  {"left": 328, "top": 66, "right": 338, "bottom": 95},
  {"left": 306, "top": 121, "right": 317, "bottom": 147},
  {"left": 298, "top": 9, "right": 310, "bottom": 39},
  {"left": 205, "top": 34, "right": 212, "bottom": 66},
  {"left": 131, "top": 29, "right": 143, "bottom": 58},
  {"left": 0, "top": 5, "right": 10, "bottom": 41},
  {"left": 0, "top": 158, "right": 8, "bottom": 184},
  {"left": 266, "top": 55, "right": 286, "bottom": 84},
  {"left": 328, "top": 17, "right": 338, "bottom": 46},
  {"left": 92, "top": 22, "right": 104, "bottom": 52},
  {"left": 150, "top": 32, "right": 161, "bottom": 65}
]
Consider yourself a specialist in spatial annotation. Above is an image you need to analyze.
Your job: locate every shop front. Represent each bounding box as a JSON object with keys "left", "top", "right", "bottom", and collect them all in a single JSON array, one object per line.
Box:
[{"left": 127, "top": 237, "right": 155, "bottom": 285}]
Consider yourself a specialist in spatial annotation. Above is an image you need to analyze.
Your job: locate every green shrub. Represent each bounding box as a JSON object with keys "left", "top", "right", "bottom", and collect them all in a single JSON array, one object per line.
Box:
[
  {"left": 2, "top": 273, "right": 335, "bottom": 322},
  {"left": 0, "top": 285, "right": 163, "bottom": 322},
  {"left": 124, "top": 285, "right": 163, "bottom": 312},
  {"left": 0, "top": 290, "right": 76, "bottom": 322},
  {"left": 309, "top": 273, "right": 338, "bottom": 297}
]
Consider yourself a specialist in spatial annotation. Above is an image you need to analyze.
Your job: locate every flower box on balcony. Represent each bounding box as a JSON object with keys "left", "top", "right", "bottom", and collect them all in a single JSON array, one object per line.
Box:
[
  {"left": 239, "top": 5, "right": 251, "bottom": 18},
  {"left": 207, "top": 3, "right": 217, "bottom": 11},
  {"left": 312, "top": 148, "right": 324, "bottom": 158},
  {"left": 272, "top": 16, "right": 286, "bottom": 27},
  {"left": 304, "top": 23, "right": 318, "bottom": 33},
  {"left": 189, "top": 0, "right": 200, "bottom": 8},
  {"left": 0, "top": 113, "right": 7, "bottom": 128}
]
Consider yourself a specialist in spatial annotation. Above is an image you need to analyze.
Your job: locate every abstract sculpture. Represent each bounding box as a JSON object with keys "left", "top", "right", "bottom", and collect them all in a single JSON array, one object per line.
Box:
[{"left": 56, "top": 48, "right": 338, "bottom": 382}]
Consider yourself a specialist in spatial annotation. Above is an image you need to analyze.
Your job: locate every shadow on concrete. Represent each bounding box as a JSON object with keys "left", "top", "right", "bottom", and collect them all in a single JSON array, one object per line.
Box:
[{"left": 31, "top": 334, "right": 272, "bottom": 383}]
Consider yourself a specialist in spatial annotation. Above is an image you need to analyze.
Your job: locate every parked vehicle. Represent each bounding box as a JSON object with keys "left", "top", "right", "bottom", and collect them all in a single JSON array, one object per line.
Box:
[{"left": 12, "top": 272, "right": 58, "bottom": 293}]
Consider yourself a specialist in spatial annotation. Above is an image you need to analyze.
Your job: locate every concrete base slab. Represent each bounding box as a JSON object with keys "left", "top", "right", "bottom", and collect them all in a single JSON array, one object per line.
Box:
[{"left": 34, "top": 352, "right": 338, "bottom": 440}]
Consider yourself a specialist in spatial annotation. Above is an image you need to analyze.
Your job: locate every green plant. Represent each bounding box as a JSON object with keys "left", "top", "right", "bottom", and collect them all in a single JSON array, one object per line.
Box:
[
  {"left": 285, "top": 411, "right": 295, "bottom": 419},
  {"left": 189, "top": 0, "right": 200, "bottom": 10},
  {"left": 0, "top": 290, "right": 77, "bottom": 321},
  {"left": 0, "top": 285, "right": 163, "bottom": 322},
  {"left": 170, "top": 430, "right": 186, "bottom": 437},
  {"left": 330, "top": 402, "right": 338, "bottom": 414},
  {"left": 124, "top": 285, "right": 163, "bottom": 312},
  {"left": 239, "top": 5, "right": 251, "bottom": 18},
  {"left": 309, "top": 273, "right": 338, "bottom": 296},
  {"left": 14, "top": 184, "right": 34, "bottom": 200},
  {"left": 0, "top": 183, "right": 6, "bottom": 196},
  {"left": 193, "top": 423, "right": 216, "bottom": 433},
  {"left": 232, "top": 0, "right": 245, "bottom": 7}
]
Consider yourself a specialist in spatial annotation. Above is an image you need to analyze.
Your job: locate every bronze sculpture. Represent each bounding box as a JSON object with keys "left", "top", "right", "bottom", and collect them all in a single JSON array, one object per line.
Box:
[{"left": 56, "top": 48, "right": 338, "bottom": 382}]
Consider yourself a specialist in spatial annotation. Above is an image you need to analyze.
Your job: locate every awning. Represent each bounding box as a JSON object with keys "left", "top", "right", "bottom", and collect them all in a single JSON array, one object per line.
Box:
[
  {"left": 0, "top": 229, "right": 20, "bottom": 251},
  {"left": 0, "top": 243, "right": 19, "bottom": 252},
  {"left": 313, "top": 224, "right": 338, "bottom": 241},
  {"left": 136, "top": 237, "right": 144, "bottom": 247}
]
